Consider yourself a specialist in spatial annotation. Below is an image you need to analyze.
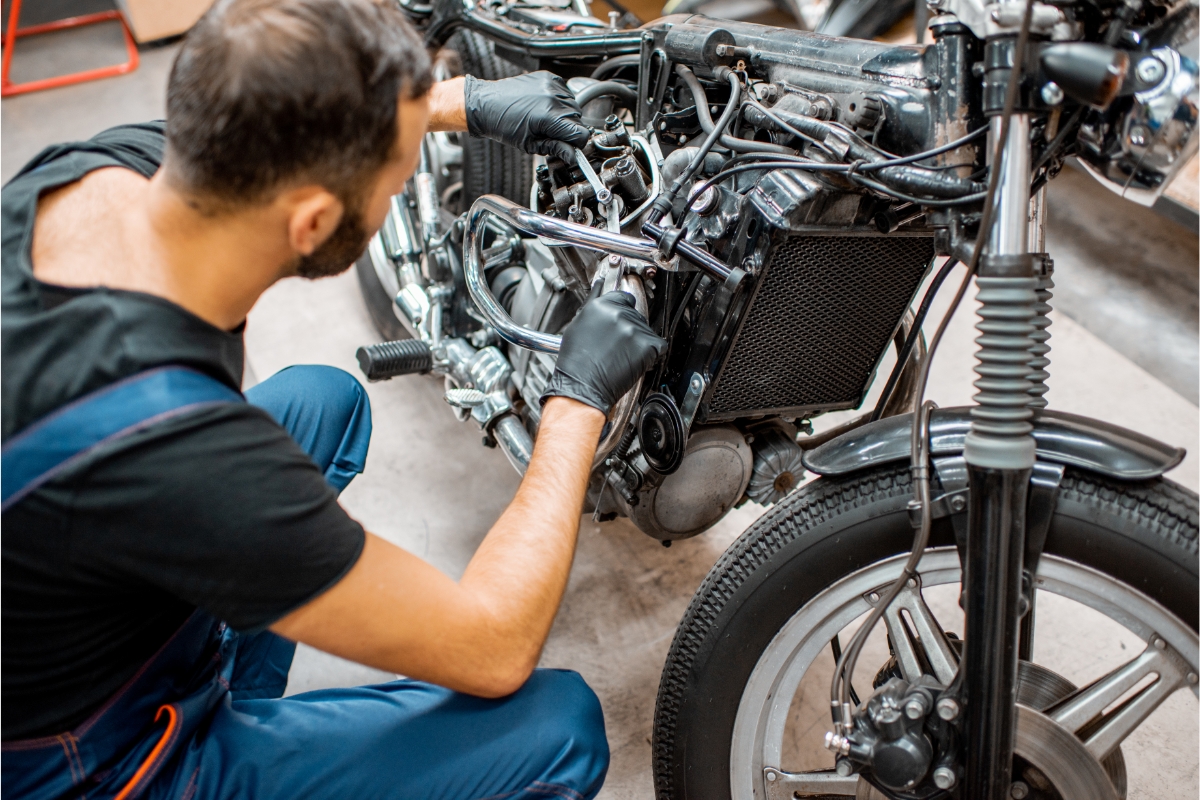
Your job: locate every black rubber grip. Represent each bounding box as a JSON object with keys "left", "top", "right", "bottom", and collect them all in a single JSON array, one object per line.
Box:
[{"left": 356, "top": 339, "right": 433, "bottom": 381}]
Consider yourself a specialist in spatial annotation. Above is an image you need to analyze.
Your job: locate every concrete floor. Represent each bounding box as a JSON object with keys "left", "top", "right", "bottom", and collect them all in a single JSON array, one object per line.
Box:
[{"left": 3, "top": 20, "right": 1197, "bottom": 800}]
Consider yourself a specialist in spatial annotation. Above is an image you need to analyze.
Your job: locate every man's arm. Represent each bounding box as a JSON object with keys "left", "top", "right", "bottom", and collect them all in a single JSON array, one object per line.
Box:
[
  {"left": 272, "top": 293, "right": 665, "bottom": 697},
  {"left": 427, "top": 76, "right": 467, "bottom": 132},
  {"left": 271, "top": 397, "right": 602, "bottom": 697},
  {"left": 424, "top": 72, "right": 591, "bottom": 161}
]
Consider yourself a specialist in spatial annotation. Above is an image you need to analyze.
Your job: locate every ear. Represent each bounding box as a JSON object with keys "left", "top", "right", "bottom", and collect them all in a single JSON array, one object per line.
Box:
[{"left": 284, "top": 188, "right": 344, "bottom": 256}]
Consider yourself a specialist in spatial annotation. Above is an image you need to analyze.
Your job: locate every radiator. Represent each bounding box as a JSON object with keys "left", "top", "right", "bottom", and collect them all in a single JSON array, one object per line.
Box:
[{"left": 703, "top": 234, "right": 934, "bottom": 421}]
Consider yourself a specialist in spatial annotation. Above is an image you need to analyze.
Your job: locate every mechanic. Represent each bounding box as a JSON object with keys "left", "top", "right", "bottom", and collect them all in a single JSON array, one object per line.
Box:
[{"left": 1, "top": 0, "right": 665, "bottom": 798}]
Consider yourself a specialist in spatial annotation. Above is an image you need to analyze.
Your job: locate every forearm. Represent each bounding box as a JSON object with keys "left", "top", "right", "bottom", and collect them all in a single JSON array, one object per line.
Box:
[
  {"left": 426, "top": 76, "right": 468, "bottom": 133},
  {"left": 271, "top": 398, "right": 603, "bottom": 696},
  {"left": 458, "top": 398, "right": 604, "bottom": 664}
]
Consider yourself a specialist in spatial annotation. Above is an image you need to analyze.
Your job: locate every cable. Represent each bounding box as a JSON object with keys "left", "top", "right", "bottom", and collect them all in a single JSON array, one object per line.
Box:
[
  {"left": 646, "top": 71, "right": 742, "bottom": 225},
  {"left": 859, "top": 126, "right": 989, "bottom": 171},
  {"left": 869, "top": 258, "right": 960, "bottom": 423},
  {"left": 829, "top": 0, "right": 1038, "bottom": 726},
  {"left": 590, "top": 54, "right": 641, "bottom": 79},
  {"left": 677, "top": 66, "right": 795, "bottom": 154}
]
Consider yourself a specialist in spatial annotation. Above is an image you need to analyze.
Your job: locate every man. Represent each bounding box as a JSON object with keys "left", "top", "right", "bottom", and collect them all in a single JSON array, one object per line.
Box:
[{"left": 0, "top": 0, "right": 664, "bottom": 798}]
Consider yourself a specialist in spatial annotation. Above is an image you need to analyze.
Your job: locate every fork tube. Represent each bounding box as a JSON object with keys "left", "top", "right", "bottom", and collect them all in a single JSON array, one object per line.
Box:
[{"left": 961, "top": 113, "right": 1037, "bottom": 800}]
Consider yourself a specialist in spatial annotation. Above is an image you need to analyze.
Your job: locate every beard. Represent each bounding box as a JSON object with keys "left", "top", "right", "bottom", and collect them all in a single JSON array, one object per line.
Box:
[{"left": 292, "top": 202, "right": 372, "bottom": 280}]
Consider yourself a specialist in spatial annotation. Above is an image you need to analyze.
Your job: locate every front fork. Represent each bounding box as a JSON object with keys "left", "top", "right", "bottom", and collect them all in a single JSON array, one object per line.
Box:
[{"left": 959, "top": 113, "right": 1040, "bottom": 800}]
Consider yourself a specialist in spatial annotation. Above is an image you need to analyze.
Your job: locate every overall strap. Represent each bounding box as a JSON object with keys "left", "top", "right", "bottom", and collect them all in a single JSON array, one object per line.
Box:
[{"left": 1, "top": 366, "right": 243, "bottom": 512}]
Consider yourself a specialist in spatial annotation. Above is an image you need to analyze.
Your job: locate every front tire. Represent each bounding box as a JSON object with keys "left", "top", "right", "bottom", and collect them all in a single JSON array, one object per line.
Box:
[{"left": 652, "top": 463, "right": 1198, "bottom": 799}]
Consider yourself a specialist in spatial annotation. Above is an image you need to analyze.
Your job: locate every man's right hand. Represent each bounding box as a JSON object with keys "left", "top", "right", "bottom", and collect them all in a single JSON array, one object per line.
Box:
[{"left": 541, "top": 291, "right": 667, "bottom": 414}]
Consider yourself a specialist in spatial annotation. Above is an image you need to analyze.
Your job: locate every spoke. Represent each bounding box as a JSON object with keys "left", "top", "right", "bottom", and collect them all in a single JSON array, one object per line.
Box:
[
  {"left": 1048, "top": 635, "right": 1193, "bottom": 761},
  {"left": 763, "top": 768, "right": 860, "bottom": 799},
  {"left": 877, "top": 577, "right": 959, "bottom": 686}
]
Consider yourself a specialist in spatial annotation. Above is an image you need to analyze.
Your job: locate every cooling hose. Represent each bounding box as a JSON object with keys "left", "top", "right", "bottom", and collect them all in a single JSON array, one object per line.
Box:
[
  {"left": 743, "top": 102, "right": 984, "bottom": 198},
  {"left": 675, "top": 65, "right": 793, "bottom": 155},
  {"left": 574, "top": 80, "right": 639, "bottom": 109}
]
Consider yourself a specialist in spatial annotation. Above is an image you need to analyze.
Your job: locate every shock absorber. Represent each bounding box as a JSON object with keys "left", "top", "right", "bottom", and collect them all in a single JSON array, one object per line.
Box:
[
  {"left": 1026, "top": 263, "right": 1054, "bottom": 409},
  {"left": 960, "top": 112, "right": 1039, "bottom": 800}
]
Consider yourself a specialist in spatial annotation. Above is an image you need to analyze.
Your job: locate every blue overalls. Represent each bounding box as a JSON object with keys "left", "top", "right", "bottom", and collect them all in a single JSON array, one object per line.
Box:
[{"left": 2, "top": 365, "right": 609, "bottom": 800}]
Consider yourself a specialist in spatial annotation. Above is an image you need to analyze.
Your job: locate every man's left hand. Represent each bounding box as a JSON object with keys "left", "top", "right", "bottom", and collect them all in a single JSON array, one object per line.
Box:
[{"left": 464, "top": 72, "right": 591, "bottom": 162}]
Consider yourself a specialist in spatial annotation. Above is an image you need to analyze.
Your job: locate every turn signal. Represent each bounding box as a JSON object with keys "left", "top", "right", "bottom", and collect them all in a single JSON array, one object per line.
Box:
[{"left": 1041, "top": 43, "right": 1130, "bottom": 109}]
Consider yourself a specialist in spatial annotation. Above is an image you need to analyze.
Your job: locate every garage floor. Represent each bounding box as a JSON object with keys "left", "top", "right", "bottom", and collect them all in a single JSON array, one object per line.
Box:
[{"left": 3, "top": 17, "right": 1197, "bottom": 800}]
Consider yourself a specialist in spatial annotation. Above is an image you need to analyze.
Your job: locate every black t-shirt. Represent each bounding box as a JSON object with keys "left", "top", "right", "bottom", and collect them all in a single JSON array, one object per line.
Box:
[{"left": 1, "top": 123, "right": 366, "bottom": 740}]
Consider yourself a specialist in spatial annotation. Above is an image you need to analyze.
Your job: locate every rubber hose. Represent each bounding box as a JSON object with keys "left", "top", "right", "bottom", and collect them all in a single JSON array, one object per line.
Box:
[
  {"left": 574, "top": 80, "right": 638, "bottom": 109},
  {"left": 675, "top": 65, "right": 793, "bottom": 154},
  {"left": 590, "top": 54, "right": 641, "bottom": 79}
]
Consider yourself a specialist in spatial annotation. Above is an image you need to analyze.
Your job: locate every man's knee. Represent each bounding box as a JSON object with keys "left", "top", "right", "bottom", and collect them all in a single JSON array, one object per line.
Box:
[
  {"left": 245, "top": 365, "right": 372, "bottom": 491},
  {"left": 518, "top": 670, "right": 610, "bottom": 799}
]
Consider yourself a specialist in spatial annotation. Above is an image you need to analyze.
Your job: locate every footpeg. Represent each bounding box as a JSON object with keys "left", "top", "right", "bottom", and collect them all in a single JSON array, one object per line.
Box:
[{"left": 356, "top": 339, "right": 432, "bottom": 381}]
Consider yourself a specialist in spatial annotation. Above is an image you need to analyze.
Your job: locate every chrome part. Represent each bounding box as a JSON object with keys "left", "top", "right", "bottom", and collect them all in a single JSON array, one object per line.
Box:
[
  {"left": 933, "top": 766, "right": 957, "bottom": 789},
  {"left": 936, "top": 696, "right": 961, "bottom": 721},
  {"left": 465, "top": 194, "right": 663, "bottom": 354},
  {"left": 729, "top": 548, "right": 1197, "bottom": 800},
  {"left": 494, "top": 415, "right": 534, "bottom": 474},
  {"left": 1041, "top": 81, "right": 1065, "bottom": 105},
  {"left": 619, "top": 134, "right": 664, "bottom": 225},
  {"left": 989, "top": 114, "right": 1032, "bottom": 257},
  {"left": 1078, "top": 39, "right": 1200, "bottom": 206},
  {"left": 445, "top": 387, "right": 486, "bottom": 408},
  {"left": 574, "top": 146, "right": 612, "bottom": 205}
]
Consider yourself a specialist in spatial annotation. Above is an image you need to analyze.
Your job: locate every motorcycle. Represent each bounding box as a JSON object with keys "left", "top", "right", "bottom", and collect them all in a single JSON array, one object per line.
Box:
[{"left": 353, "top": 0, "right": 1200, "bottom": 797}]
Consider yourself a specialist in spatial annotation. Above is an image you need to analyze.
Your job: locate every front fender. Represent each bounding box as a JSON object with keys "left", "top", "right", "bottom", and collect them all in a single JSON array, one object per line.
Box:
[{"left": 802, "top": 408, "right": 1185, "bottom": 481}]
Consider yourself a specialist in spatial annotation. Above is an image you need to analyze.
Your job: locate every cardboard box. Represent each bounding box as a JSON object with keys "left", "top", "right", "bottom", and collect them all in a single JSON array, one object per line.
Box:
[{"left": 116, "top": 0, "right": 214, "bottom": 43}]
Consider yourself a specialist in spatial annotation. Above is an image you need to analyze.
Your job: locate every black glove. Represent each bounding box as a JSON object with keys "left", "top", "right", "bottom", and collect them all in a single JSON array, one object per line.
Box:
[
  {"left": 541, "top": 291, "right": 667, "bottom": 414},
  {"left": 464, "top": 72, "right": 592, "bottom": 162}
]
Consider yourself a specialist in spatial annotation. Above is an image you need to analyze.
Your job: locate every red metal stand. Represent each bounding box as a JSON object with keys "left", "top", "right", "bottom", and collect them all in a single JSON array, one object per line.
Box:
[{"left": 1, "top": 0, "right": 139, "bottom": 98}]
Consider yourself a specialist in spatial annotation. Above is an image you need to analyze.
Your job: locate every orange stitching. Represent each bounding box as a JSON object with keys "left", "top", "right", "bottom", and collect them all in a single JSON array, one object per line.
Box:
[{"left": 113, "top": 705, "right": 178, "bottom": 800}]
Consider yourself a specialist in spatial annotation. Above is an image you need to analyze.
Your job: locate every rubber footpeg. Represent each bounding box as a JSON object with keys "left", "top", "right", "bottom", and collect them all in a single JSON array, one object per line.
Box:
[{"left": 356, "top": 339, "right": 433, "bottom": 381}]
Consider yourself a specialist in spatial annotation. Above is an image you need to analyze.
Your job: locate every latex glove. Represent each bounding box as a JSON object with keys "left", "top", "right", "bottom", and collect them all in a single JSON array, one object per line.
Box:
[
  {"left": 464, "top": 72, "right": 591, "bottom": 162},
  {"left": 541, "top": 292, "right": 667, "bottom": 414}
]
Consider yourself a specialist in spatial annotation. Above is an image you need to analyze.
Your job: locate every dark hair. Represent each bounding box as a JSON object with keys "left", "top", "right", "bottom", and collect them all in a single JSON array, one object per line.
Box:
[{"left": 165, "top": 0, "right": 432, "bottom": 211}]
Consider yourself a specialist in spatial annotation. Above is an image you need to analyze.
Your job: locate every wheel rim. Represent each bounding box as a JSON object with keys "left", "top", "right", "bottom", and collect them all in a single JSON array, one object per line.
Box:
[{"left": 731, "top": 547, "right": 1199, "bottom": 799}]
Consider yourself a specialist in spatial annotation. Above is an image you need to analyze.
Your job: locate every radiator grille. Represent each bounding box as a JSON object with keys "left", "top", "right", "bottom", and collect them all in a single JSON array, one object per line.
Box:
[{"left": 706, "top": 235, "right": 934, "bottom": 418}]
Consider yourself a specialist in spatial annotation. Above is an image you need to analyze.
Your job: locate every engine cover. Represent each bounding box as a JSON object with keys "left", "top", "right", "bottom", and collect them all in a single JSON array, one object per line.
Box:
[{"left": 624, "top": 426, "right": 753, "bottom": 541}]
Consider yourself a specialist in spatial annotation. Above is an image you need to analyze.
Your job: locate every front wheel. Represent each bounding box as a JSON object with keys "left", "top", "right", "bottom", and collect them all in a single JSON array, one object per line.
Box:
[{"left": 652, "top": 463, "right": 1198, "bottom": 800}]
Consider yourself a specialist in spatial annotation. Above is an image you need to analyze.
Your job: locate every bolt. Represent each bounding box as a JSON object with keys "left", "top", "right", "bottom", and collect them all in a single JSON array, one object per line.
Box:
[
  {"left": 1041, "top": 81, "right": 1064, "bottom": 106},
  {"left": 936, "top": 696, "right": 960, "bottom": 721},
  {"left": 1136, "top": 56, "right": 1166, "bottom": 85},
  {"left": 608, "top": 10, "right": 620, "bottom": 28},
  {"left": 597, "top": 188, "right": 613, "bottom": 204},
  {"left": 950, "top": 495, "right": 967, "bottom": 512},
  {"left": 1129, "top": 125, "right": 1149, "bottom": 147},
  {"left": 868, "top": 591, "right": 881, "bottom": 604},
  {"left": 1010, "top": 780, "right": 1030, "bottom": 799},
  {"left": 642, "top": 31, "right": 654, "bottom": 41},
  {"left": 679, "top": 134, "right": 688, "bottom": 144},
  {"left": 907, "top": 577, "right": 917, "bottom": 588},
  {"left": 1187, "top": 672, "right": 1198, "bottom": 685},
  {"left": 835, "top": 759, "right": 854, "bottom": 777},
  {"left": 904, "top": 696, "right": 928, "bottom": 720},
  {"left": 824, "top": 732, "right": 852, "bottom": 756},
  {"left": 765, "top": 769, "right": 778, "bottom": 782},
  {"left": 932, "top": 767, "right": 956, "bottom": 790},
  {"left": 659, "top": 120, "right": 668, "bottom": 131},
  {"left": 609, "top": 254, "right": 622, "bottom": 266},
  {"left": 1153, "top": 636, "right": 1166, "bottom": 650}
]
